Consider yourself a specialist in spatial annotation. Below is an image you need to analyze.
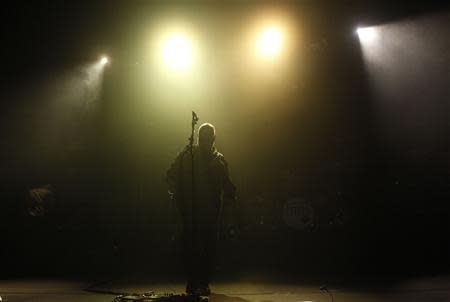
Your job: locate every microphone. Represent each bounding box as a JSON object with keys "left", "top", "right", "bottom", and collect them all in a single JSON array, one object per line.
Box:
[{"left": 192, "top": 111, "right": 199, "bottom": 123}]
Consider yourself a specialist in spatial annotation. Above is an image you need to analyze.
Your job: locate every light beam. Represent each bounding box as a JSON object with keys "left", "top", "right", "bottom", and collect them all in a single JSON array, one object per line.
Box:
[
  {"left": 356, "top": 27, "right": 377, "bottom": 44},
  {"left": 161, "top": 33, "right": 193, "bottom": 72},
  {"left": 256, "top": 26, "right": 282, "bottom": 58},
  {"left": 100, "top": 56, "right": 109, "bottom": 65}
]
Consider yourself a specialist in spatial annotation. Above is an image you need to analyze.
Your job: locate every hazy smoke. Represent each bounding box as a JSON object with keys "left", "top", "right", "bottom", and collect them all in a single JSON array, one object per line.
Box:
[{"left": 359, "top": 13, "right": 450, "bottom": 163}]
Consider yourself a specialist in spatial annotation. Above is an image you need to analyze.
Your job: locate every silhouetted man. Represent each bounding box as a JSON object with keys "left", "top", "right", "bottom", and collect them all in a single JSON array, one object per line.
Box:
[{"left": 166, "top": 122, "right": 236, "bottom": 296}]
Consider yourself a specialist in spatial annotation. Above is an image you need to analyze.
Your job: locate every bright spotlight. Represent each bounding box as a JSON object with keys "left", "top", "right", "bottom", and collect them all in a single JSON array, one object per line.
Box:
[
  {"left": 161, "top": 33, "right": 193, "bottom": 72},
  {"left": 357, "top": 27, "right": 377, "bottom": 43},
  {"left": 256, "top": 26, "right": 282, "bottom": 57},
  {"left": 100, "top": 56, "right": 109, "bottom": 65}
]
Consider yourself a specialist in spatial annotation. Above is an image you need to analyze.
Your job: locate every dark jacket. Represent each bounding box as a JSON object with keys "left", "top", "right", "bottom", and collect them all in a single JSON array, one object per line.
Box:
[{"left": 166, "top": 145, "right": 236, "bottom": 223}]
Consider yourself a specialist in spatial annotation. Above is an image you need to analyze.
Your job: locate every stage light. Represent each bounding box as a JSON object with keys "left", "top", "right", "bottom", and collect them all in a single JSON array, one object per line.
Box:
[
  {"left": 357, "top": 27, "right": 377, "bottom": 43},
  {"left": 161, "top": 33, "right": 193, "bottom": 72},
  {"left": 100, "top": 56, "right": 109, "bottom": 65},
  {"left": 256, "top": 26, "right": 282, "bottom": 57}
]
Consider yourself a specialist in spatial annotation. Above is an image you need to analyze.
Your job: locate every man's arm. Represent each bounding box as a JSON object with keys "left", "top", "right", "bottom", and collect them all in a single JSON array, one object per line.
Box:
[
  {"left": 219, "top": 156, "right": 241, "bottom": 238},
  {"left": 166, "top": 147, "right": 188, "bottom": 199},
  {"left": 221, "top": 158, "right": 236, "bottom": 202}
]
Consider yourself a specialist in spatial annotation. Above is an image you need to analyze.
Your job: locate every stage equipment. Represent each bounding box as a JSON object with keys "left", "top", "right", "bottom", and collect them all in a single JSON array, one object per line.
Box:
[{"left": 113, "top": 292, "right": 208, "bottom": 302}]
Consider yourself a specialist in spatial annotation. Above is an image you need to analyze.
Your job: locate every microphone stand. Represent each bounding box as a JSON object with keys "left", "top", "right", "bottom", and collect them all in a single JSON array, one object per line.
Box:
[{"left": 188, "top": 111, "right": 199, "bottom": 263}]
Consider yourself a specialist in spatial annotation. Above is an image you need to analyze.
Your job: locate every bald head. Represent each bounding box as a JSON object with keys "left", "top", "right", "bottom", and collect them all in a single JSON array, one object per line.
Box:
[{"left": 198, "top": 123, "right": 216, "bottom": 152}]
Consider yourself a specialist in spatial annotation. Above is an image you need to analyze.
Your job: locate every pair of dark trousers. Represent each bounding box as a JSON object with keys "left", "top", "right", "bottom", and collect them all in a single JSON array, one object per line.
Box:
[{"left": 182, "top": 217, "right": 218, "bottom": 287}]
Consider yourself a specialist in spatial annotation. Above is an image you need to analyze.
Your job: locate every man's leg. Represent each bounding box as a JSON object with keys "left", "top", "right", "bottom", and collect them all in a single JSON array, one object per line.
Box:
[
  {"left": 182, "top": 221, "right": 197, "bottom": 293},
  {"left": 195, "top": 221, "right": 218, "bottom": 295}
]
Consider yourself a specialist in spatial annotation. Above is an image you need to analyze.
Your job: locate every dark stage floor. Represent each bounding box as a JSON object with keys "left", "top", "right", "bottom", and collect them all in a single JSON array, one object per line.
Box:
[{"left": 1, "top": 275, "right": 450, "bottom": 302}]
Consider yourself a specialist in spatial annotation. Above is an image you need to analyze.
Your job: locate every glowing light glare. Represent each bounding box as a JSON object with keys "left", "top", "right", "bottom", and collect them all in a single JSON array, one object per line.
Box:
[
  {"left": 100, "top": 56, "right": 109, "bottom": 65},
  {"left": 161, "top": 33, "right": 193, "bottom": 71},
  {"left": 256, "top": 26, "right": 282, "bottom": 57},
  {"left": 357, "top": 27, "right": 377, "bottom": 43}
]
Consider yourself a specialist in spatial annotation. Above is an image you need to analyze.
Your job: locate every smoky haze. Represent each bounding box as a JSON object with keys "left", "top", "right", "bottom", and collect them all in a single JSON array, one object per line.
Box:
[
  {"left": 360, "top": 13, "right": 450, "bottom": 165},
  {"left": 0, "top": 2, "right": 449, "bottom": 279}
]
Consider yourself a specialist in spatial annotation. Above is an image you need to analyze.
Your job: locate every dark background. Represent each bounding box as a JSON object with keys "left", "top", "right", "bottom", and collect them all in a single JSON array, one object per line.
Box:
[{"left": 1, "top": 0, "right": 449, "bottom": 280}]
